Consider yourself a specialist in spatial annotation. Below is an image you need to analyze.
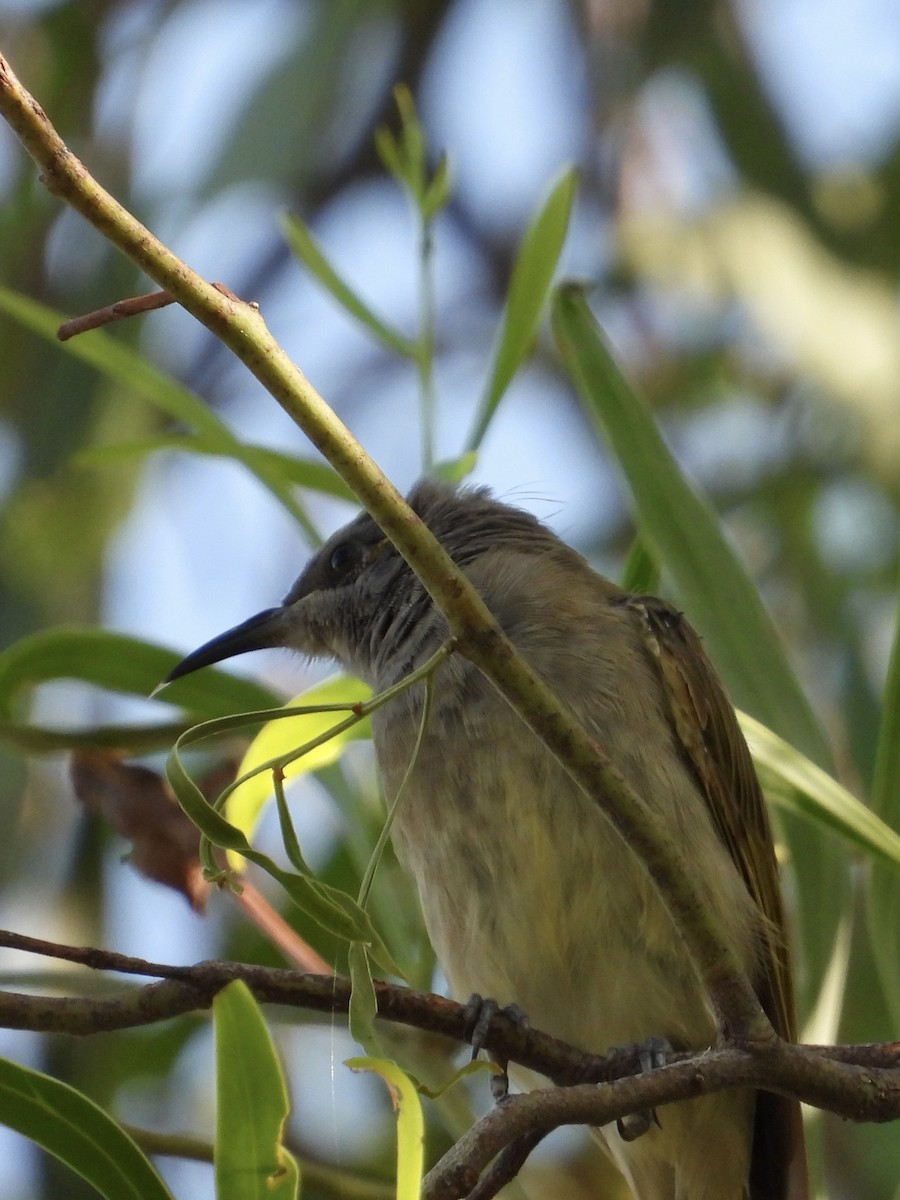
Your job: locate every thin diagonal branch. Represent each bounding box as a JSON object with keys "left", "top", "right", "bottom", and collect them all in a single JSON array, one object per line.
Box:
[{"left": 0, "top": 49, "right": 766, "bottom": 1040}]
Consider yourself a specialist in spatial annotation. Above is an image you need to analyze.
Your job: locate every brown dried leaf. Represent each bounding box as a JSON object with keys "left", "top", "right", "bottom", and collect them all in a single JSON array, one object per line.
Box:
[{"left": 70, "top": 749, "right": 220, "bottom": 911}]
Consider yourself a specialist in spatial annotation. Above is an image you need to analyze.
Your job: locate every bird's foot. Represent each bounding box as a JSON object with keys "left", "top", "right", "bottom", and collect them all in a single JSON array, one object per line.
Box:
[
  {"left": 609, "top": 1036, "right": 671, "bottom": 1142},
  {"left": 463, "top": 994, "right": 529, "bottom": 1101}
]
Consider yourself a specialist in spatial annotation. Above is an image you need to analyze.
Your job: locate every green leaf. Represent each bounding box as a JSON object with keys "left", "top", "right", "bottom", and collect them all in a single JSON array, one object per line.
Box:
[
  {"left": 740, "top": 712, "right": 900, "bottom": 869},
  {"left": 167, "top": 716, "right": 404, "bottom": 976},
  {"left": 375, "top": 84, "right": 431, "bottom": 206},
  {"left": 0, "top": 628, "right": 281, "bottom": 721},
  {"left": 552, "top": 284, "right": 830, "bottom": 768},
  {"left": 345, "top": 1057, "right": 424, "bottom": 1200},
  {"left": 214, "top": 981, "right": 299, "bottom": 1200},
  {"left": 552, "top": 285, "right": 844, "bottom": 1013},
  {"left": 422, "top": 152, "right": 453, "bottom": 220},
  {"left": 867, "top": 583, "right": 900, "bottom": 1025},
  {"left": 418, "top": 1058, "right": 501, "bottom": 1100},
  {"left": 0, "top": 288, "right": 316, "bottom": 532},
  {"left": 467, "top": 168, "right": 578, "bottom": 451},
  {"left": 348, "top": 942, "right": 380, "bottom": 1055},
  {"left": 76, "top": 434, "right": 355, "bottom": 501},
  {"left": 281, "top": 214, "right": 416, "bottom": 358},
  {"left": 0, "top": 717, "right": 187, "bottom": 756},
  {"left": 621, "top": 535, "right": 661, "bottom": 595},
  {"left": 431, "top": 451, "right": 478, "bottom": 484},
  {"left": 0, "top": 1055, "right": 174, "bottom": 1200}
]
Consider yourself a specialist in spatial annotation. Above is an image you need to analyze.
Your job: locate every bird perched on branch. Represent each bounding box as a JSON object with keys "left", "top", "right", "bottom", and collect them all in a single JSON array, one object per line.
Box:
[{"left": 165, "top": 479, "right": 806, "bottom": 1200}]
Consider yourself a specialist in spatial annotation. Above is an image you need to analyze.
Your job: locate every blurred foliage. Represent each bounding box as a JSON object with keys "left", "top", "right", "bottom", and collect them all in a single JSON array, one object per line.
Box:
[{"left": 1, "top": 1, "right": 900, "bottom": 1197}]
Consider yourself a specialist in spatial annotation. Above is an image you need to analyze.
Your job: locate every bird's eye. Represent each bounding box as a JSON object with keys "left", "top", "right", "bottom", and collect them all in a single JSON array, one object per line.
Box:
[{"left": 329, "top": 541, "right": 354, "bottom": 575}]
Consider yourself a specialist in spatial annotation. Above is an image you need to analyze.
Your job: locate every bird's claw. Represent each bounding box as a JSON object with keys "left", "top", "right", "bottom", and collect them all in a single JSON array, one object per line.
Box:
[
  {"left": 463, "top": 994, "right": 529, "bottom": 1101},
  {"left": 612, "top": 1036, "right": 671, "bottom": 1143}
]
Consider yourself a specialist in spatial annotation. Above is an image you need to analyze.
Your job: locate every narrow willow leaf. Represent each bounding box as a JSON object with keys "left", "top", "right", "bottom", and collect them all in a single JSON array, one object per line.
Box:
[
  {"left": 0, "top": 288, "right": 312, "bottom": 527},
  {"left": 867, "top": 589, "right": 900, "bottom": 1024},
  {"left": 167, "top": 737, "right": 255, "bottom": 854},
  {"left": 78, "top": 435, "right": 355, "bottom": 501},
  {"left": 0, "top": 1056, "right": 174, "bottom": 1200},
  {"left": 552, "top": 284, "right": 830, "bottom": 768},
  {"left": 740, "top": 713, "right": 900, "bottom": 869},
  {"left": 281, "top": 215, "right": 415, "bottom": 357},
  {"left": 418, "top": 1059, "right": 501, "bottom": 1100},
  {"left": 432, "top": 451, "right": 478, "bottom": 484},
  {"left": 621, "top": 535, "right": 661, "bottom": 596},
  {"left": 467, "top": 168, "right": 577, "bottom": 451},
  {"left": 0, "top": 288, "right": 227, "bottom": 440},
  {"left": 168, "top": 716, "right": 403, "bottom": 973},
  {"left": 0, "top": 718, "right": 187, "bottom": 755},
  {"left": 214, "top": 982, "right": 299, "bottom": 1200},
  {"left": 422, "top": 152, "right": 452, "bottom": 220},
  {"left": 260, "top": 858, "right": 404, "bottom": 976},
  {"left": 345, "top": 1058, "right": 424, "bottom": 1200},
  {"left": 0, "top": 628, "right": 280, "bottom": 721},
  {"left": 374, "top": 125, "right": 404, "bottom": 181},
  {"left": 348, "top": 942, "right": 380, "bottom": 1055},
  {"left": 552, "top": 285, "right": 843, "bottom": 1008}
]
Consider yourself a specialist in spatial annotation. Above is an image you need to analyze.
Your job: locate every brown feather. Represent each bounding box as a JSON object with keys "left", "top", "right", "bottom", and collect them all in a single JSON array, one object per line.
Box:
[{"left": 621, "top": 595, "right": 808, "bottom": 1200}]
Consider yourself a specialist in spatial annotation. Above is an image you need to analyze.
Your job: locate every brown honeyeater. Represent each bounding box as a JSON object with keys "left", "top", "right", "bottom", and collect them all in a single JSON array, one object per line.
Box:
[{"left": 165, "top": 480, "right": 806, "bottom": 1200}]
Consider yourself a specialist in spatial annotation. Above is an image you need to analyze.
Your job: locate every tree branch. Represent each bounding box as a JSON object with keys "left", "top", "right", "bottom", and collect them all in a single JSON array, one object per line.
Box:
[
  {"left": 0, "top": 49, "right": 768, "bottom": 1040},
  {"left": 0, "top": 930, "right": 898, "bottom": 1140}
]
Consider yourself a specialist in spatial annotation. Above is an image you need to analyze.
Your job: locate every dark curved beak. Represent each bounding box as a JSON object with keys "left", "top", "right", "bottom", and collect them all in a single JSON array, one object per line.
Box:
[{"left": 157, "top": 606, "right": 289, "bottom": 691}]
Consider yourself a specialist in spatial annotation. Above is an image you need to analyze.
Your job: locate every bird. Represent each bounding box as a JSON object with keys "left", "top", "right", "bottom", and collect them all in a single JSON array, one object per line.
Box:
[{"left": 164, "top": 479, "right": 806, "bottom": 1200}]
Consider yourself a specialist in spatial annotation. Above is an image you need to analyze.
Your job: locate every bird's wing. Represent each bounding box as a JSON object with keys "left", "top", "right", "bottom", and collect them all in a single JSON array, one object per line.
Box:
[
  {"left": 621, "top": 594, "right": 795, "bottom": 1042},
  {"left": 622, "top": 595, "right": 808, "bottom": 1199}
]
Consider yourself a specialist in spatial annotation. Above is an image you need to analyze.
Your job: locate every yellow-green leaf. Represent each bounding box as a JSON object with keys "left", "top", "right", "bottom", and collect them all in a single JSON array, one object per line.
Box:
[
  {"left": 227, "top": 675, "right": 372, "bottom": 847},
  {"left": 345, "top": 1058, "right": 424, "bottom": 1200}
]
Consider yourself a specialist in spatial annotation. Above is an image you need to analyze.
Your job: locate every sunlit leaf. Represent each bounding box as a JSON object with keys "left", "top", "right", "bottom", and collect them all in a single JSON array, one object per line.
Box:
[
  {"left": 227, "top": 675, "right": 371, "bottom": 846},
  {"left": 345, "top": 1057, "right": 424, "bottom": 1200},
  {"left": 740, "top": 713, "right": 900, "bottom": 869}
]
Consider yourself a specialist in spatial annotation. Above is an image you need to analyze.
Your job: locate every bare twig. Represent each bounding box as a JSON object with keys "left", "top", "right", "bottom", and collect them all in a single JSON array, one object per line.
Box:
[
  {"left": 57, "top": 289, "right": 174, "bottom": 340},
  {"left": 56, "top": 281, "right": 248, "bottom": 341}
]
